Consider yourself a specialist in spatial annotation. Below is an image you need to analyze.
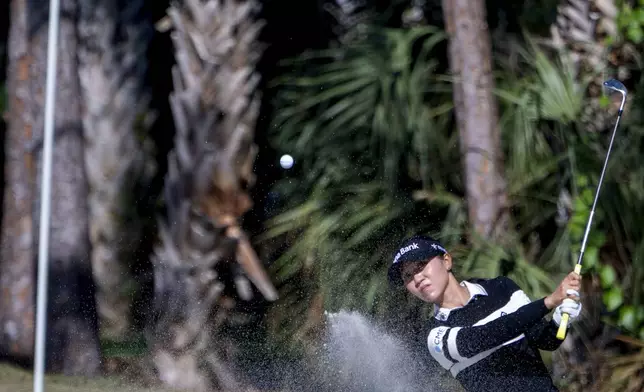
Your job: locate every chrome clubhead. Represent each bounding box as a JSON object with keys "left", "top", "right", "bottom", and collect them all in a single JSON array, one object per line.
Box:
[
  {"left": 603, "top": 79, "right": 627, "bottom": 111},
  {"left": 604, "top": 79, "right": 627, "bottom": 95}
]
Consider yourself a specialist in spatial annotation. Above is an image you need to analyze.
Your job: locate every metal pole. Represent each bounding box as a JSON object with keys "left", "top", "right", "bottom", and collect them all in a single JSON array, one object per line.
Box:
[{"left": 34, "top": 0, "right": 61, "bottom": 390}]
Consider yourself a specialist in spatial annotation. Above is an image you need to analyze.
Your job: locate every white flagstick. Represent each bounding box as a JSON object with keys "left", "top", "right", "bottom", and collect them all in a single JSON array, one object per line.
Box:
[{"left": 34, "top": 0, "right": 61, "bottom": 390}]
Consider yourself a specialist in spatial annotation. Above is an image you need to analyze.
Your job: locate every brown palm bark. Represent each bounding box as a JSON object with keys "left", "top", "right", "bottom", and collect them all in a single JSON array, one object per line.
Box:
[
  {"left": 441, "top": 0, "right": 510, "bottom": 241},
  {"left": 78, "top": 0, "right": 153, "bottom": 342},
  {"left": 0, "top": 0, "right": 36, "bottom": 362},
  {"left": 146, "top": 1, "right": 277, "bottom": 390},
  {"left": 0, "top": 0, "right": 101, "bottom": 375}
]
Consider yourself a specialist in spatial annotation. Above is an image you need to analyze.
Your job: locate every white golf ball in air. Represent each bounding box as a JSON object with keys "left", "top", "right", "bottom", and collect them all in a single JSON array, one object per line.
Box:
[{"left": 280, "top": 154, "right": 294, "bottom": 169}]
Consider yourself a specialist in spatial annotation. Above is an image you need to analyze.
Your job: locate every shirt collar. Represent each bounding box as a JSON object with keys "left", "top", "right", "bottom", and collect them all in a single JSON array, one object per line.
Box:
[{"left": 433, "top": 280, "right": 488, "bottom": 321}]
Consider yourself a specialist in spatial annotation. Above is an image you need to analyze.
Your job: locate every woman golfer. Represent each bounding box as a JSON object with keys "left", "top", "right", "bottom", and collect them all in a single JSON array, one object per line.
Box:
[{"left": 388, "top": 235, "right": 582, "bottom": 392}]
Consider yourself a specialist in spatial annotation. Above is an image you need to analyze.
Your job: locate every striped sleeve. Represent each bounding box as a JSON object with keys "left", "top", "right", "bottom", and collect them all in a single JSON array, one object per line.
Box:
[
  {"left": 427, "top": 326, "right": 454, "bottom": 370},
  {"left": 427, "top": 298, "right": 551, "bottom": 369}
]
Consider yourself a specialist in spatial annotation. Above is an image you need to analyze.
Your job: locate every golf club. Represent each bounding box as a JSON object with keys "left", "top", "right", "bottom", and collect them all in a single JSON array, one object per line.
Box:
[{"left": 556, "top": 78, "right": 628, "bottom": 340}]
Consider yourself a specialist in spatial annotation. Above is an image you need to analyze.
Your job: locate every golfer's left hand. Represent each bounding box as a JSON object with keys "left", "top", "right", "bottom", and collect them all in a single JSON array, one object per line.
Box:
[
  {"left": 546, "top": 271, "right": 582, "bottom": 309},
  {"left": 553, "top": 292, "right": 582, "bottom": 326}
]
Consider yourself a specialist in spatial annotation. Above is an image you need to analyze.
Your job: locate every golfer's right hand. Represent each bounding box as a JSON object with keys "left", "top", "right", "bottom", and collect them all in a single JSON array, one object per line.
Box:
[
  {"left": 553, "top": 297, "right": 583, "bottom": 326},
  {"left": 545, "top": 271, "right": 581, "bottom": 309}
]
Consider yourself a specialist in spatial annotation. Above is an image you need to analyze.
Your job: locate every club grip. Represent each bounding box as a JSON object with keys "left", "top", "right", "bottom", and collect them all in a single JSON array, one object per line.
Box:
[
  {"left": 556, "top": 264, "right": 582, "bottom": 340},
  {"left": 556, "top": 314, "right": 569, "bottom": 340}
]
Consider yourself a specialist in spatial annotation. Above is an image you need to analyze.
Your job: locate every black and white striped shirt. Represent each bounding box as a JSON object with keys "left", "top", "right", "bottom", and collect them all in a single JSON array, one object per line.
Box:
[{"left": 425, "top": 277, "right": 562, "bottom": 392}]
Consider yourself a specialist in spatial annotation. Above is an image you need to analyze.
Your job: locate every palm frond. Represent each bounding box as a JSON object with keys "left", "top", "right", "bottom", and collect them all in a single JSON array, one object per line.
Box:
[{"left": 270, "top": 25, "right": 450, "bottom": 190}]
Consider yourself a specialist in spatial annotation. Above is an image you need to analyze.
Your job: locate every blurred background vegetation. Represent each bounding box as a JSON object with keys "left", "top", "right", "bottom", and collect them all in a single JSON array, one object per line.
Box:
[{"left": 1, "top": 0, "right": 643, "bottom": 391}]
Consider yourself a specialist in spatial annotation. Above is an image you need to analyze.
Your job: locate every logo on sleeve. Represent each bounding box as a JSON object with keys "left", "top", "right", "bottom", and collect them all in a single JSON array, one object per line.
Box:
[{"left": 432, "top": 327, "right": 448, "bottom": 353}]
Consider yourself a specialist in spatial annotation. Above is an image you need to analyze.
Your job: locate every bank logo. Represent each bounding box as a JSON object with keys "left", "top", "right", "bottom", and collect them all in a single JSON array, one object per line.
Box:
[{"left": 393, "top": 242, "right": 419, "bottom": 264}]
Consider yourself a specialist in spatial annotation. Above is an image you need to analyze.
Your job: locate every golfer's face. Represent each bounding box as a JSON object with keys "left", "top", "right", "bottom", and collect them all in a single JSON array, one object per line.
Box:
[{"left": 402, "top": 257, "right": 449, "bottom": 303}]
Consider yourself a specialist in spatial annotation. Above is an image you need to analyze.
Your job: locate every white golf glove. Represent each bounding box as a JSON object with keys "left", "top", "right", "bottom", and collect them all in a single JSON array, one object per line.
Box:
[{"left": 553, "top": 289, "right": 582, "bottom": 327}]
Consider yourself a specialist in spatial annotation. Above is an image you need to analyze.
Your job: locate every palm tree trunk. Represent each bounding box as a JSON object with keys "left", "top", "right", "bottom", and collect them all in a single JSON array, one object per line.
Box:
[
  {"left": 0, "top": 0, "right": 37, "bottom": 362},
  {"left": 441, "top": 0, "right": 510, "bottom": 241},
  {"left": 77, "top": 0, "right": 153, "bottom": 342},
  {"left": 146, "top": 0, "right": 276, "bottom": 390},
  {"left": 0, "top": 0, "right": 101, "bottom": 375}
]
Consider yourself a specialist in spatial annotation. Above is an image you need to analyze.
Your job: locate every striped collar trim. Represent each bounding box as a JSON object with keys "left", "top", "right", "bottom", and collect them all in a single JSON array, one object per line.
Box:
[{"left": 433, "top": 281, "right": 488, "bottom": 321}]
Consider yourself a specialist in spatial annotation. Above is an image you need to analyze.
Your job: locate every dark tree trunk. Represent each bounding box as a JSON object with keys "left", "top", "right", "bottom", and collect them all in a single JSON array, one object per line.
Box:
[
  {"left": 0, "top": 0, "right": 37, "bottom": 362},
  {"left": 0, "top": 0, "right": 101, "bottom": 376},
  {"left": 441, "top": 0, "right": 510, "bottom": 241}
]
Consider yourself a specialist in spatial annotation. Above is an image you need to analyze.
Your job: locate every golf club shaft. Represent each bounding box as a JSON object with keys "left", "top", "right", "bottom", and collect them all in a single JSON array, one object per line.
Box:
[{"left": 556, "top": 99, "right": 625, "bottom": 340}]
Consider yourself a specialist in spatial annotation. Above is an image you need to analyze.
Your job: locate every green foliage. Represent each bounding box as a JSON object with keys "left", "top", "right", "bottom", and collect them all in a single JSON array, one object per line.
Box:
[
  {"left": 269, "top": 25, "right": 452, "bottom": 193},
  {"left": 495, "top": 37, "right": 644, "bottom": 343},
  {"left": 495, "top": 42, "right": 587, "bottom": 262},
  {"left": 567, "top": 174, "right": 607, "bottom": 267},
  {"left": 559, "top": 110, "right": 644, "bottom": 341},
  {"left": 566, "top": 174, "right": 632, "bottom": 326},
  {"left": 591, "top": 113, "right": 644, "bottom": 340},
  {"left": 617, "top": 0, "right": 644, "bottom": 44}
]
